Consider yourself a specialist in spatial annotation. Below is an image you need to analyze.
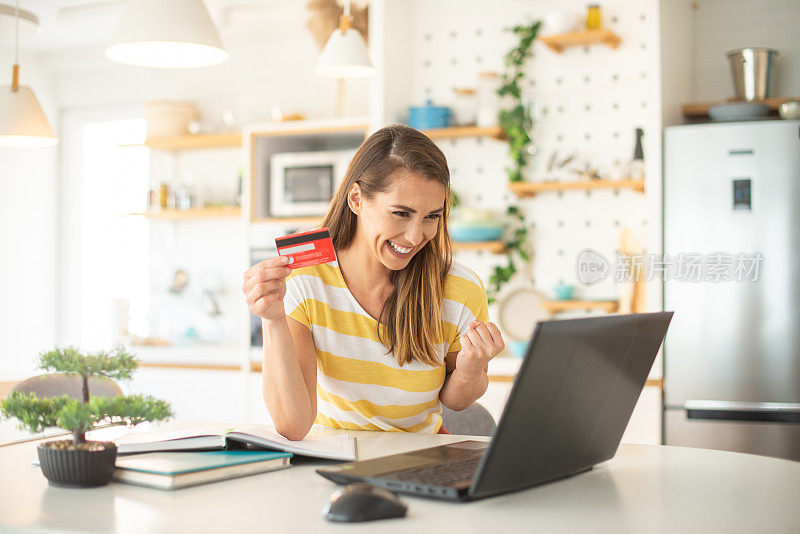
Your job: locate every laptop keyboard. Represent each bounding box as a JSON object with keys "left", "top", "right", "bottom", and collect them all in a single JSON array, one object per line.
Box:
[{"left": 378, "top": 455, "right": 482, "bottom": 487}]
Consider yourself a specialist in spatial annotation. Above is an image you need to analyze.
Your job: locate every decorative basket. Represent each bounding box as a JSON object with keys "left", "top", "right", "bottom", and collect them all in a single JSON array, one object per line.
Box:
[{"left": 144, "top": 100, "right": 198, "bottom": 139}]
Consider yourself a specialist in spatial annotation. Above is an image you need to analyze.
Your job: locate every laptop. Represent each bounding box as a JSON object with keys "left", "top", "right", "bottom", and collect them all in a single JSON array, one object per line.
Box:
[{"left": 316, "top": 312, "right": 673, "bottom": 501}]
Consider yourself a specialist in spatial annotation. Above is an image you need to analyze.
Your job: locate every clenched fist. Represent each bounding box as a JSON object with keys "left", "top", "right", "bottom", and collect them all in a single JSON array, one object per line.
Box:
[
  {"left": 455, "top": 320, "right": 505, "bottom": 378},
  {"left": 242, "top": 256, "right": 294, "bottom": 321}
]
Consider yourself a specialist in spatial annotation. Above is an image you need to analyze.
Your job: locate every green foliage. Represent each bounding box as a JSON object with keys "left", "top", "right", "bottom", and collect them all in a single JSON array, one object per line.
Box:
[
  {"left": 490, "top": 19, "right": 541, "bottom": 303},
  {"left": 450, "top": 189, "right": 461, "bottom": 209},
  {"left": 1, "top": 391, "right": 172, "bottom": 444},
  {"left": 1, "top": 346, "right": 172, "bottom": 445},
  {"left": 39, "top": 346, "right": 139, "bottom": 382},
  {"left": 92, "top": 394, "right": 173, "bottom": 427},
  {"left": 0, "top": 392, "right": 70, "bottom": 435}
]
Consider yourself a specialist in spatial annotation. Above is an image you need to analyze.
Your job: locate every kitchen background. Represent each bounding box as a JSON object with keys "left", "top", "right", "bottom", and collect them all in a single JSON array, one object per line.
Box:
[{"left": 1, "top": 0, "right": 799, "bottom": 448}]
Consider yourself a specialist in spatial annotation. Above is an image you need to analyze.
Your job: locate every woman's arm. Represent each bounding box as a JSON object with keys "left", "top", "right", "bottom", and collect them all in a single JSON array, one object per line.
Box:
[
  {"left": 261, "top": 316, "right": 317, "bottom": 440},
  {"left": 439, "top": 320, "right": 504, "bottom": 411},
  {"left": 242, "top": 256, "right": 317, "bottom": 440}
]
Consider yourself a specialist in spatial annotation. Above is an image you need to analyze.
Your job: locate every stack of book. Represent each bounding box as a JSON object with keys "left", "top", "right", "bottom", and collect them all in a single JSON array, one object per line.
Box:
[
  {"left": 114, "top": 450, "right": 291, "bottom": 490},
  {"left": 101, "top": 424, "right": 357, "bottom": 490}
]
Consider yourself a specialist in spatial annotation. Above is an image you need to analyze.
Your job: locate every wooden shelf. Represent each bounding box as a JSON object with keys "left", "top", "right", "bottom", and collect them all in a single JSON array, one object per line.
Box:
[
  {"left": 420, "top": 125, "right": 505, "bottom": 140},
  {"left": 139, "top": 362, "right": 242, "bottom": 372},
  {"left": 251, "top": 123, "right": 369, "bottom": 138},
  {"left": 452, "top": 241, "right": 506, "bottom": 253},
  {"left": 132, "top": 207, "right": 242, "bottom": 220},
  {"left": 539, "top": 29, "right": 621, "bottom": 53},
  {"left": 542, "top": 300, "right": 619, "bottom": 313},
  {"left": 122, "top": 133, "right": 242, "bottom": 150},
  {"left": 252, "top": 216, "right": 323, "bottom": 225},
  {"left": 509, "top": 179, "right": 645, "bottom": 197},
  {"left": 681, "top": 97, "right": 796, "bottom": 118}
]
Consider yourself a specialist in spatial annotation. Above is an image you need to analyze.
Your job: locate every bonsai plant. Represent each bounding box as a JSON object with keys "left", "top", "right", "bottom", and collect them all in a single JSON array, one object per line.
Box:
[{"left": 0, "top": 346, "right": 172, "bottom": 488}]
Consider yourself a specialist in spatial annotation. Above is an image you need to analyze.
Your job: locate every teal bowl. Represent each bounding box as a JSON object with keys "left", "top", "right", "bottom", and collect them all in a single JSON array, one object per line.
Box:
[
  {"left": 509, "top": 340, "right": 529, "bottom": 358},
  {"left": 553, "top": 284, "right": 575, "bottom": 300},
  {"left": 449, "top": 220, "right": 505, "bottom": 242}
]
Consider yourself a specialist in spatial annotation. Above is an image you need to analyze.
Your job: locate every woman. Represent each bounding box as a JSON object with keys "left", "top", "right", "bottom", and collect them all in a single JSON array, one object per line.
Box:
[{"left": 242, "top": 124, "right": 505, "bottom": 440}]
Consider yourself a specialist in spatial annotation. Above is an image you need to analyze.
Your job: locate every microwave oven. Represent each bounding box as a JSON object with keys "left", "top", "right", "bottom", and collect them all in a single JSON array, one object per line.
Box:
[{"left": 269, "top": 149, "right": 355, "bottom": 217}]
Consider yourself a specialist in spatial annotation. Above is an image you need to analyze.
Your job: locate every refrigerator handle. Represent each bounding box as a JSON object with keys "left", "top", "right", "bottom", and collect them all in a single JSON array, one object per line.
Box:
[{"left": 684, "top": 400, "right": 800, "bottom": 423}]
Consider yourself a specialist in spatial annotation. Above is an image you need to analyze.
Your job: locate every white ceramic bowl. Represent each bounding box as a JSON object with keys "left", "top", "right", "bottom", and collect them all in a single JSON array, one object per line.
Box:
[
  {"left": 450, "top": 207, "right": 494, "bottom": 222},
  {"left": 542, "top": 11, "right": 580, "bottom": 36}
]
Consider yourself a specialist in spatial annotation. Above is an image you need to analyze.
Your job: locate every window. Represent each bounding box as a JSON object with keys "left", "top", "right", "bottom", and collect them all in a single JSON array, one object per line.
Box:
[{"left": 61, "top": 115, "right": 149, "bottom": 349}]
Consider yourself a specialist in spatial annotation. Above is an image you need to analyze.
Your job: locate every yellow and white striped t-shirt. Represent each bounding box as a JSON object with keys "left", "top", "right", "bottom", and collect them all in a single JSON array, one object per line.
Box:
[{"left": 283, "top": 259, "right": 489, "bottom": 434}]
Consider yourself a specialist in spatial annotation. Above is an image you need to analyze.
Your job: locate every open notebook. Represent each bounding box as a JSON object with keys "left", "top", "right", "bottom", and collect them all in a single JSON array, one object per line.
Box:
[{"left": 91, "top": 424, "right": 357, "bottom": 461}]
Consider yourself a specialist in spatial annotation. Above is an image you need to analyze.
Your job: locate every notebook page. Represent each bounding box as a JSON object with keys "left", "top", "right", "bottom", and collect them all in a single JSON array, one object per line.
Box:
[{"left": 228, "top": 425, "right": 357, "bottom": 461}]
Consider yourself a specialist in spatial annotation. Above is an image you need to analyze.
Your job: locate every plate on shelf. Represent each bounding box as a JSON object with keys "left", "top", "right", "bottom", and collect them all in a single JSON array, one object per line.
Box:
[
  {"left": 496, "top": 285, "right": 550, "bottom": 342},
  {"left": 708, "top": 102, "right": 770, "bottom": 122}
]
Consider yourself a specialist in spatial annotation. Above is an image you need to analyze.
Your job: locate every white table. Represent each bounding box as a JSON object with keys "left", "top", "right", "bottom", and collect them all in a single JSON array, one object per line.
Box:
[{"left": 1, "top": 422, "right": 799, "bottom": 533}]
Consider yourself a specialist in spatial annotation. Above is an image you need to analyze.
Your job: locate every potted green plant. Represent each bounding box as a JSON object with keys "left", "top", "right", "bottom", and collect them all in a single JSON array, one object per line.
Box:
[{"left": 0, "top": 347, "right": 172, "bottom": 488}]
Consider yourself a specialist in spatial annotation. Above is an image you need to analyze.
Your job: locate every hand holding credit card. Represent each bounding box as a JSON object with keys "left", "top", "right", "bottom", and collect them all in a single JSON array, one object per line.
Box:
[{"left": 275, "top": 228, "right": 337, "bottom": 269}]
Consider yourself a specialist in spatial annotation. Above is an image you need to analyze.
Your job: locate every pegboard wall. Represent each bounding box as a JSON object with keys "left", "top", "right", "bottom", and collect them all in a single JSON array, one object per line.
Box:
[{"left": 404, "top": 0, "right": 660, "bottom": 307}]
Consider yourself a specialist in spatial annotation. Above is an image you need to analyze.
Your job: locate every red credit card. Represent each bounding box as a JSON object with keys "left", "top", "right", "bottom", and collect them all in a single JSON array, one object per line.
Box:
[{"left": 275, "top": 227, "right": 336, "bottom": 269}]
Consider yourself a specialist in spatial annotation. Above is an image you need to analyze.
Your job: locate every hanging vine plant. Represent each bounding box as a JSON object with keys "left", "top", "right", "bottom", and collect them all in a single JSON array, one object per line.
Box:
[{"left": 488, "top": 20, "right": 541, "bottom": 303}]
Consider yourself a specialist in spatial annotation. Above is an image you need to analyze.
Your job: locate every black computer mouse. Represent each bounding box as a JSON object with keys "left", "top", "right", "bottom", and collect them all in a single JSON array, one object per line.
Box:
[{"left": 322, "top": 482, "right": 408, "bottom": 522}]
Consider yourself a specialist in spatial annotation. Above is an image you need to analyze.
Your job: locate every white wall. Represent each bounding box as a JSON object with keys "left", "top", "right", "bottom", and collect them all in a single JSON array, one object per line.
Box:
[
  {"left": 0, "top": 47, "right": 58, "bottom": 376},
  {"left": 692, "top": 0, "right": 800, "bottom": 101},
  {"left": 660, "top": 0, "right": 695, "bottom": 127}
]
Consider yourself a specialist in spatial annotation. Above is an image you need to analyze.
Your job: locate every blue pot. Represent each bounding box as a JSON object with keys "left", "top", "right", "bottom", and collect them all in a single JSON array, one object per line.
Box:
[{"left": 408, "top": 100, "right": 451, "bottom": 130}]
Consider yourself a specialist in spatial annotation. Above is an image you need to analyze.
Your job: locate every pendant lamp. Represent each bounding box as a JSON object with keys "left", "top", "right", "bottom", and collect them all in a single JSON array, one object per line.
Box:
[
  {"left": 316, "top": 0, "right": 374, "bottom": 78},
  {"left": 0, "top": 1, "right": 57, "bottom": 147},
  {"left": 106, "top": 0, "right": 228, "bottom": 68}
]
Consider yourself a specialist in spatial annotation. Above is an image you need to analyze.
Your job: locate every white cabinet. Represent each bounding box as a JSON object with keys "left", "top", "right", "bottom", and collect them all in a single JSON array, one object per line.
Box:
[
  {"left": 477, "top": 381, "right": 513, "bottom": 425},
  {"left": 622, "top": 386, "right": 662, "bottom": 445},
  {"left": 125, "top": 368, "right": 250, "bottom": 423},
  {"left": 247, "top": 374, "right": 274, "bottom": 425},
  {"left": 478, "top": 381, "right": 661, "bottom": 444}
]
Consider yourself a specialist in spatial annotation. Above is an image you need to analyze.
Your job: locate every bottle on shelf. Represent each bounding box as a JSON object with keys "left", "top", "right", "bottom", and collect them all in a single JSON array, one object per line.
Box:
[
  {"left": 628, "top": 127, "right": 644, "bottom": 181},
  {"left": 476, "top": 72, "right": 501, "bottom": 128},
  {"left": 158, "top": 183, "right": 172, "bottom": 210}
]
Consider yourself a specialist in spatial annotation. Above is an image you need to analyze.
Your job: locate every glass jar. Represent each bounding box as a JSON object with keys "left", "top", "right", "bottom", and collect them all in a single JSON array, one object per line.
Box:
[
  {"left": 452, "top": 88, "right": 477, "bottom": 126},
  {"left": 476, "top": 72, "right": 501, "bottom": 128}
]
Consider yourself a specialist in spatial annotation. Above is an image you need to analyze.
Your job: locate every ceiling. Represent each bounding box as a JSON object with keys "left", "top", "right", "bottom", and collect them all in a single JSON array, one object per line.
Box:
[{"left": 1, "top": 0, "right": 315, "bottom": 52}]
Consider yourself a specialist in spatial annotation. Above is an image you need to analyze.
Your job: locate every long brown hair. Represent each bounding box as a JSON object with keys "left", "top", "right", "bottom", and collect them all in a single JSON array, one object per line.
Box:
[{"left": 322, "top": 124, "right": 452, "bottom": 367}]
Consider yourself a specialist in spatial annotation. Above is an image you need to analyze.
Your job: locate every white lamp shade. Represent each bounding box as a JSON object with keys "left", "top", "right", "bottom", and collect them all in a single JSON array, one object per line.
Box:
[
  {"left": 0, "top": 84, "right": 57, "bottom": 147},
  {"left": 316, "top": 27, "right": 374, "bottom": 78},
  {"left": 106, "top": 0, "right": 228, "bottom": 68}
]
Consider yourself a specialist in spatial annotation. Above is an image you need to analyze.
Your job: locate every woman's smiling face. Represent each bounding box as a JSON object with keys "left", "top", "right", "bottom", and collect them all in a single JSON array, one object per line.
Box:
[{"left": 349, "top": 169, "right": 446, "bottom": 270}]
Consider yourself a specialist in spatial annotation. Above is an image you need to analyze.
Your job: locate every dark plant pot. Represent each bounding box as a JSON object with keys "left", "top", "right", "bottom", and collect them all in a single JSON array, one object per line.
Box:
[{"left": 37, "top": 441, "right": 118, "bottom": 488}]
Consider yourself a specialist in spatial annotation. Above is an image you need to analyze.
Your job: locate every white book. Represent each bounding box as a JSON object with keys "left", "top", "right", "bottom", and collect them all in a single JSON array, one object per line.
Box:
[{"left": 105, "top": 424, "right": 357, "bottom": 461}]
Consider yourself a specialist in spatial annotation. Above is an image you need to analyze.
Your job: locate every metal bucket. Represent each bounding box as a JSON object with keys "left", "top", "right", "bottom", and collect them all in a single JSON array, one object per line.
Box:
[{"left": 727, "top": 48, "right": 778, "bottom": 101}]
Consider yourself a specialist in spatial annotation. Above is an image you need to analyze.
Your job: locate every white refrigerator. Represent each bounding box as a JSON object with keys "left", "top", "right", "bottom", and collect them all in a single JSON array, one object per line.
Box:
[{"left": 663, "top": 119, "right": 800, "bottom": 460}]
